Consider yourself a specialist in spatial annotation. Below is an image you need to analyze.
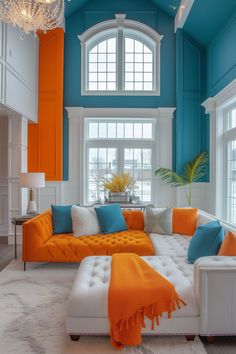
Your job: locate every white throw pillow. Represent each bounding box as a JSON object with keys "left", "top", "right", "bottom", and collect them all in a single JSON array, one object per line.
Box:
[
  {"left": 144, "top": 207, "right": 173, "bottom": 235},
  {"left": 71, "top": 205, "right": 101, "bottom": 237}
]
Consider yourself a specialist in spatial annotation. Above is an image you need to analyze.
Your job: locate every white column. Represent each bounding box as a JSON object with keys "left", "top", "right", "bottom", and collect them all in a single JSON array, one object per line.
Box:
[
  {"left": 154, "top": 108, "right": 176, "bottom": 207},
  {"left": 8, "top": 115, "right": 28, "bottom": 244},
  {"left": 63, "top": 107, "right": 83, "bottom": 204}
]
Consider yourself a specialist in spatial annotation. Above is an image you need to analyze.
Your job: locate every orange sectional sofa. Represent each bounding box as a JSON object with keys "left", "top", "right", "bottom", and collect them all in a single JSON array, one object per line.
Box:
[{"left": 22, "top": 209, "right": 155, "bottom": 264}]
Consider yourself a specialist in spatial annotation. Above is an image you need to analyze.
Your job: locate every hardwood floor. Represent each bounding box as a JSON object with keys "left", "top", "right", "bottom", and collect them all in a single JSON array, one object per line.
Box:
[
  {"left": 0, "top": 243, "right": 236, "bottom": 353},
  {"left": 0, "top": 243, "right": 21, "bottom": 271}
]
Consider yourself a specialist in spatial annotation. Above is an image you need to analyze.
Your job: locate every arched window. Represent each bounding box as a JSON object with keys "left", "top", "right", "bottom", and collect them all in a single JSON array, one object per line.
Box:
[{"left": 79, "top": 14, "right": 163, "bottom": 95}]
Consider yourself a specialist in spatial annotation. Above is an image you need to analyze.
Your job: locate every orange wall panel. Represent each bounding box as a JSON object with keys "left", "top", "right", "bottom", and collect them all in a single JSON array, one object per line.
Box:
[{"left": 28, "top": 28, "right": 64, "bottom": 181}]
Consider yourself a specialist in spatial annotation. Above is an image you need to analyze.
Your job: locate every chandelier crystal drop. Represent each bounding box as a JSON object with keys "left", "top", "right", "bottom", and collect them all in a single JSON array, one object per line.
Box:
[{"left": 0, "top": 0, "right": 64, "bottom": 35}]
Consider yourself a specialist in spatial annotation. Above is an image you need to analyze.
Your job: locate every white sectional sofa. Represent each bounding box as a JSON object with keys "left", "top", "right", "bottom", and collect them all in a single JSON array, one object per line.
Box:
[{"left": 66, "top": 210, "right": 236, "bottom": 339}]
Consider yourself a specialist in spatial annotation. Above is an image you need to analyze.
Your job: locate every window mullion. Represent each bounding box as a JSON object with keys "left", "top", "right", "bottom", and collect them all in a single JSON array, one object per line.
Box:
[
  {"left": 117, "top": 144, "right": 124, "bottom": 174},
  {"left": 117, "top": 28, "right": 123, "bottom": 92}
]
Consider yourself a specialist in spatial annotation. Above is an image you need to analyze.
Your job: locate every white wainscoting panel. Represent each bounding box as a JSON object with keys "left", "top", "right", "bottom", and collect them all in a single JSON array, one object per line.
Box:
[
  {"left": 0, "top": 22, "right": 38, "bottom": 122},
  {"left": 35, "top": 182, "right": 63, "bottom": 213},
  {"left": 0, "top": 116, "right": 8, "bottom": 236},
  {"left": 176, "top": 182, "right": 210, "bottom": 212}
]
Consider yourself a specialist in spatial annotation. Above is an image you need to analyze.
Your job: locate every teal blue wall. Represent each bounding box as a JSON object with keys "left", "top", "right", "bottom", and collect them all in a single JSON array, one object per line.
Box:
[
  {"left": 175, "top": 29, "right": 209, "bottom": 180},
  {"left": 63, "top": 0, "right": 176, "bottom": 179},
  {"left": 63, "top": 0, "right": 211, "bottom": 181},
  {"left": 207, "top": 10, "right": 236, "bottom": 97},
  {"left": 64, "top": 0, "right": 176, "bottom": 108}
]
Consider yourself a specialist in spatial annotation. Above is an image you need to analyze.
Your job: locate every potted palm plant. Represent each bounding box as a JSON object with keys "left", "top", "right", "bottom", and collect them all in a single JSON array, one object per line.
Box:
[{"left": 155, "top": 152, "right": 208, "bottom": 207}]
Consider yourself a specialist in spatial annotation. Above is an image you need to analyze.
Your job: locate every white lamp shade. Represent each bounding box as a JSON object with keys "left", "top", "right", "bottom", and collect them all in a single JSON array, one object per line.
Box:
[{"left": 20, "top": 172, "right": 45, "bottom": 188}]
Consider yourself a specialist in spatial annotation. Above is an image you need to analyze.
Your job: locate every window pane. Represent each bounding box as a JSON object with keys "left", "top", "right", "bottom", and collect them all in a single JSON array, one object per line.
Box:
[
  {"left": 134, "top": 123, "right": 142, "bottom": 138},
  {"left": 124, "top": 148, "right": 152, "bottom": 202},
  {"left": 85, "top": 120, "right": 154, "bottom": 203},
  {"left": 99, "top": 123, "right": 107, "bottom": 138},
  {"left": 107, "top": 82, "right": 116, "bottom": 90},
  {"left": 89, "top": 123, "right": 98, "bottom": 138},
  {"left": 107, "top": 38, "right": 116, "bottom": 52},
  {"left": 88, "top": 37, "right": 117, "bottom": 91},
  {"left": 125, "top": 123, "right": 133, "bottom": 138},
  {"left": 125, "top": 38, "right": 134, "bottom": 52},
  {"left": 98, "top": 40, "right": 106, "bottom": 52},
  {"left": 89, "top": 148, "right": 97, "bottom": 163},
  {"left": 89, "top": 53, "right": 97, "bottom": 62},
  {"left": 143, "top": 123, "right": 152, "bottom": 138},
  {"left": 143, "top": 82, "right": 152, "bottom": 91},
  {"left": 124, "top": 36, "right": 154, "bottom": 92},
  {"left": 134, "top": 82, "right": 143, "bottom": 91},
  {"left": 227, "top": 108, "right": 236, "bottom": 130},
  {"left": 88, "top": 148, "right": 117, "bottom": 202},
  {"left": 107, "top": 123, "right": 116, "bottom": 138},
  {"left": 98, "top": 82, "right": 106, "bottom": 91},
  {"left": 135, "top": 40, "right": 143, "bottom": 52},
  {"left": 227, "top": 140, "right": 236, "bottom": 224},
  {"left": 89, "top": 82, "right": 97, "bottom": 90},
  {"left": 117, "top": 123, "right": 124, "bottom": 138}
]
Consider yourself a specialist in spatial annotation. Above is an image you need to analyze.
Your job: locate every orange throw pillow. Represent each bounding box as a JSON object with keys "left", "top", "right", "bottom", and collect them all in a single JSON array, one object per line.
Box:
[
  {"left": 218, "top": 231, "right": 236, "bottom": 256},
  {"left": 173, "top": 208, "right": 198, "bottom": 236}
]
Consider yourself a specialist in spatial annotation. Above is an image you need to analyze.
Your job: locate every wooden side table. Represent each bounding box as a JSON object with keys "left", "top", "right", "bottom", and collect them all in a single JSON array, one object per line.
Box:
[{"left": 11, "top": 215, "right": 37, "bottom": 261}]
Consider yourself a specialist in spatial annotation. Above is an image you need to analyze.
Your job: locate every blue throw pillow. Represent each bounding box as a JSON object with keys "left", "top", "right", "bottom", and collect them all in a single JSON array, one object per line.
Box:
[
  {"left": 187, "top": 220, "right": 224, "bottom": 263},
  {"left": 95, "top": 204, "right": 127, "bottom": 234},
  {"left": 51, "top": 205, "right": 74, "bottom": 234}
]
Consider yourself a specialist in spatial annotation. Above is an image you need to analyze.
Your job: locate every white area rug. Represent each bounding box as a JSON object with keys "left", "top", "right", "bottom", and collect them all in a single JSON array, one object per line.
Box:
[{"left": 0, "top": 261, "right": 207, "bottom": 354}]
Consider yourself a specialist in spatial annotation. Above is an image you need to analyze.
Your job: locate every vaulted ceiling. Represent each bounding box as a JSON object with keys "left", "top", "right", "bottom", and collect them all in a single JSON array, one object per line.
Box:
[
  {"left": 65, "top": 0, "right": 181, "bottom": 18},
  {"left": 65, "top": 0, "right": 236, "bottom": 46},
  {"left": 184, "top": 0, "right": 236, "bottom": 46}
]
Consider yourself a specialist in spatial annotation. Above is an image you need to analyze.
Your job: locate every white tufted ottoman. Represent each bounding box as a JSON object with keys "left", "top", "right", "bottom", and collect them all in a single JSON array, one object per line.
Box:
[{"left": 66, "top": 255, "right": 200, "bottom": 341}]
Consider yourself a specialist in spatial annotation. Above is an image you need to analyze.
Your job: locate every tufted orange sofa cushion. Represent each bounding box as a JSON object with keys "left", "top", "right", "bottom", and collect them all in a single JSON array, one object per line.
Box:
[
  {"left": 122, "top": 209, "right": 144, "bottom": 230},
  {"left": 22, "top": 209, "right": 154, "bottom": 263}
]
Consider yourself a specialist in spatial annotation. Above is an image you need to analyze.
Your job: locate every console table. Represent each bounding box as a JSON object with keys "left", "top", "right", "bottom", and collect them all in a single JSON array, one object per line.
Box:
[{"left": 92, "top": 203, "right": 154, "bottom": 211}]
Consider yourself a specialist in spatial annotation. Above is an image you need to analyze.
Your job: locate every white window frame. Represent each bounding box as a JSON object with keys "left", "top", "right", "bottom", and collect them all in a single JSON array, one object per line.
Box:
[
  {"left": 222, "top": 104, "right": 236, "bottom": 223},
  {"left": 84, "top": 118, "right": 155, "bottom": 204},
  {"left": 78, "top": 14, "right": 163, "bottom": 96},
  {"left": 202, "top": 79, "right": 236, "bottom": 221},
  {"left": 65, "top": 107, "right": 175, "bottom": 207}
]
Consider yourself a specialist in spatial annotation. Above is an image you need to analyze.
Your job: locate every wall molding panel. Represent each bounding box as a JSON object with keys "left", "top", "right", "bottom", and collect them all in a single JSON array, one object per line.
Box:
[
  {"left": 0, "top": 116, "right": 8, "bottom": 236},
  {"left": 207, "top": 12, "right": 236, "bottom": 97},
  {"left": 7, "top": 116, "right": 28, "bottom": 244},
  {"left": 0, "top": 21, "right": 38, "bottom": 121},
  {"left": 28, "top": 28, "right": 64, "bottom": 181},
  {"left": 175, "top": 29, "right": 208, "bottom": 178}
]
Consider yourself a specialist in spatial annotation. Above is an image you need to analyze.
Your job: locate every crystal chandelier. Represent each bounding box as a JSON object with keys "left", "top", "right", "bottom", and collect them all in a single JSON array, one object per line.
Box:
[{"left": 0, "top": 0, "right": 64, "bottom": 35}]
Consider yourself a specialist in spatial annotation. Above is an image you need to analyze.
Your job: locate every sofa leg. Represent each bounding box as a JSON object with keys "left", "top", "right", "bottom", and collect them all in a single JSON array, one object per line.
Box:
[
  {"left": 70, "top": 335, "right": 80, "bottom": 341},
  {"left": 24, "top": 262, "right": 26, "bottom": 271},
  {"left": 206, "top": 336, "right": 215, "bottom": 343},
  {"left": 185, "top": 335, "right": 195, "bottom": 341}
]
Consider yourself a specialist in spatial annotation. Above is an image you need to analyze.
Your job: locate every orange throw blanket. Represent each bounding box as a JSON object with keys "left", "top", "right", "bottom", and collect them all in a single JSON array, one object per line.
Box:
[{"left": 108, "top": 253, "right": 186, "bottom": 349}]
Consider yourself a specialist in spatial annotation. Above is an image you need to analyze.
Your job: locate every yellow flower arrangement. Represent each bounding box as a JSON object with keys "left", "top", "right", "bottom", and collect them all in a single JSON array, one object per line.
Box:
[{"left": 102, "top": 173, "right": 136, "bottom": 193}]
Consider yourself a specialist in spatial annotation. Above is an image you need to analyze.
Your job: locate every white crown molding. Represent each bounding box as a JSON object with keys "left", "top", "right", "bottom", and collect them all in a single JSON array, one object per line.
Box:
[
  {"left": 78, "top": 13, "right": 163, "bottom": 44},
  {"left": 65, "top": 107, "right": 176, "bottom": 120},
  {"left": 175, "top": 0, "right": 195, "bottom": 32},
  {"left": 202, "top": 79, "right": 236, "bottom": 114}
]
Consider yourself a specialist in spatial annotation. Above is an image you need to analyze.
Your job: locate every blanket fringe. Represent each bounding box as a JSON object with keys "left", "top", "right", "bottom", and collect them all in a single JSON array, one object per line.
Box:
[{"left": 113, "top": 290, "right": 186, "bottom": 335}]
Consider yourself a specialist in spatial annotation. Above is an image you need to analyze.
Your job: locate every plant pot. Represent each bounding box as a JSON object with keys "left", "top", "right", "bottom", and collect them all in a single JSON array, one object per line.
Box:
[{"left": 108, "top": 191, "right": 130, "bottom": 203}]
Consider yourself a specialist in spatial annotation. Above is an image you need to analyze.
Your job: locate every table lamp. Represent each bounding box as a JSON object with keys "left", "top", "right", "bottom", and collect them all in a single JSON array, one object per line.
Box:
[{"left": 20, "top": 172, "right": 45, "bottom": 215}]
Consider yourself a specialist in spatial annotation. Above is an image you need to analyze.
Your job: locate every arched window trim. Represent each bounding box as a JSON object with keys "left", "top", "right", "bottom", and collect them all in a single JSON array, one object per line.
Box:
[{"left": 78, "top": 14, "right": 163, "bottom": 96}]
